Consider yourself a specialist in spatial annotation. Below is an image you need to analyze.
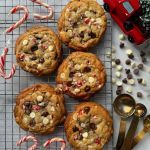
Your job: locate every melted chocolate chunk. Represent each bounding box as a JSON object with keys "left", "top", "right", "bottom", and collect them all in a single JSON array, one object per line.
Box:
[
  {"left": 79, "top": 31, "right": 84, "bottom": 38},
  {"left": 84, "top": 107, "right": 90, "bottom": 114},
  {"left": 83, "top": 67, "right": 91, "bottom": 73},
  {"left": 90, "top": 123, "right": 97, "bottom": 130},
  {"left": 66, "top": 81, "right": 72, "bottom": 87},
  {"left": 31, "top": 45, "right": 38, "bottom": 52},
  {"left": 72, "top": 126, "right": 79, "bottom": 132},
  {"left": 69, "top": 72, "right": 74, "bottom": 78},
  {"left": 89, "top": 32, "right": 96, "bottom": 38},
  {"left": 41, "top": 111, "right": 49, "bottom": 117},
  {"left": 39, "top": 58, "right": 45, "bottom": 63},
  {"left": 84, "top": 86, "right": 91, "bottom": 92},
  {"left": 29, "top": 119, "right": 36, "bottom": 127}
]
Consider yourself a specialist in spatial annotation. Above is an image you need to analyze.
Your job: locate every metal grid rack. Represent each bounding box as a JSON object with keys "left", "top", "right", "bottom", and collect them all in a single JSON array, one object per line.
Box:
[{"left": 0, "top": 0, "right": 113, "bottom": 149}]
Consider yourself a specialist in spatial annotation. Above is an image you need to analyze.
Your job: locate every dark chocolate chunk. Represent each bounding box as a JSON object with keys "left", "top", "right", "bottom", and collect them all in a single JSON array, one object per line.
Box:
[
  {"left": 41, "top": 111, "right": 49, "bottom": 117},
  {"left": 117, "top": 86, "right": 123, "bottom": 91},
  {"left": 25, "top": 109, "right": 31, "bottom": 115},
  {"left": 122, "top": 78, "right": 128, "bottom": 84},
  {"left": 72, "top": 22, "right": 78, "bottom": 28},
  {"left": 138, "top": 64, "right": 144, "bottom": 70},
  {"left": 137, "top": 92, "right": 143, "bottom": 98},
  {"left": 79, "top": 31, "right": 84, "bottom": 38},
  {"left": 90, "top": 123, "right": 97, "bottom": 130},
  {"left": 83, "top": 67, "right": 91, "bottom": 73},
  {"left": 126, "top": 59, "right": 131, "bottom": 65},
  {"left": 66, "top": 81, "right": 72, "bottom": 87},
  {"left": 31, "top": 45, "right": 38, "bottom": 52},
  {"left": 137, "top": 78, "right": 143, "bottom": 84},
  {"left": 84, "top": 107, "right": 90, "bottom": 114},
  {"left": 142, "top": 57, "right": 147, "bottom": 63},
  {"left": 127, "top": 74, "right": 133, "bottom": 79},
  {"left": 128, "top": 53, "right": 134, "bottom": 59},
  {"left": 24, "top": 101, "right": 32, "bottom": 109},
  {"left": 115, "top": 59, "right": 121, "bottom": 65},
  {"left": 125, "top": 69, "right": 130, "bottom": 74},
  {"left": 116, "top": 89, "right": 122, "bottom": 95},
  {"left": 133, "top": 69, "right": 139, "bottom": 75},
  {"left": 89, "top": 32, "right": 96, "bottom": 38},
  {"left": 140, "top": 51, "right": 146, "bottom": 57},
  {"left": 39, "top": 58, "right": 45, "bottom": 63},
  {"left": 69, "top": 72, "right": 74, "bottom": 78},
  {"left": 120, "top": 42, "right": 125, "bottom": 48},
  {"left": 29, "top": 119, "right": 36, "bottom": 127},
  {"left": 72, "top": 126, "right": 79, "bottom": 132},
  {"left": 84, "top": 86, "right": 91, "bottom": 92}
]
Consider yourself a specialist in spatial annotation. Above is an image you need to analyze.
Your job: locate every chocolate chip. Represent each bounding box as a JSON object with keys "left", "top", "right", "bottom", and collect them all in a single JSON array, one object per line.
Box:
[
  {"left": 140, "top": 51, "right": 146, "bottom": 57},
  {"left": 117, "top": 86, "right": 123, "bottom": 91},
  {"left": 122, "top": 78, "right": 128, "bottom": 84},
  {"left": 29, "top": 119, "right": 36, "bottom": 127},
  {"left": 126, "top": 59, "right": 131, "bottom": 65},
  {"left": 30, "top": 56, "right": 37, "bottom": 60},
  {"left": 39, "top": 58, "right": 45, "bottom": 63},
  {"left": 78, "top": 134, "right": 83, "bottom": 140},
  {"left": 83, "top": 67, "right": 91, "bottom": 73},
  {"left": 25, "top": 109, "right": 31, "bottom": 115},
  {"left": 90, "top": 123, "right": 97, "bottom": 130},
  {"left": 115, "top": 59, "right": 121, "bottom": 65},
  {"left": 72, "top": 126, "right": 79, "bottom": 132},
  {"left": 125, "top": 69, "right": 130, "bottom": 74},
  {"left": 133, "top": 69, "right": 139, "bottom": 75},
  {"left": 79, "top": 31, "right": 84, "bottom": 38},
  {"left": 142, "top": 57, "right": 147, "bottom": 63},
  {"left": 66, "top": 81, "right": 72, "bottom": 87},
  {"left": 120, "top": 42, "right": 125, "bottom": 48},
  {"left": 31, "top": 45, "right": 38, "bottom": 52},
  {"left": 127, "top": 74, "right": 133, "bottom": 79},
  {"left": 41, "top": 111, "right": 49, "bottom": 117},
  {"left": 24, "top": 101, "right": 32, "bottom": 109},
  {"left": 128, "top": 53, "right": 134, "bottom": 59},
  {"left": 84, "top": 86, "right": 91, "bottom": 92},
  {"left": 69, "top": 72, "right": 74, "bottom": 78},
  {"left": 72, "top": 22, "right": 77, "bottom": 28},
  {"left": 84, "top": 107, "right": 90, "bottom": 114},
  {"left": 138, "top": 64, "right": 144, "bottom": 70},
  {"left": 89, "top": 32, "right": 96, "bottom": 38},
  {"left": 137, "top": 78, "right": 143, "bottom": 84},
  {"left": 137, "top": 92, "right": 143, "bottom": 98},
  {"left": 116, "top": 89, "right": 122, "bottom": 95}
]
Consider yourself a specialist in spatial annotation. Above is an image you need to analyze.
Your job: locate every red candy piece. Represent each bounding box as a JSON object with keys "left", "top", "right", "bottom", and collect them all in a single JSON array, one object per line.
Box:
[
  {"left": 32, "top": 105, "right": 41, "bottom": 111},
  {"left": 95, "top": 138, "right": 101, "bottom": 144}
]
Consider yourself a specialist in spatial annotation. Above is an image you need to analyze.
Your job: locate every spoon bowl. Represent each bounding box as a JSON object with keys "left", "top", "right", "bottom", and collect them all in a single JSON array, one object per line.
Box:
[
  {"left": 144, "top": 114, "right": 150, "bottom": 132},
  {"left": 134, "top": 103, "right": 147, "bottom": 118}
]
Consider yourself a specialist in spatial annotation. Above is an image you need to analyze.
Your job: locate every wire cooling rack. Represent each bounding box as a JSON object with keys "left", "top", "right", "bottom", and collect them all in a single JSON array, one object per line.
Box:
[{"left": 0, "top": 0, "right": 113, "bottom": 149}]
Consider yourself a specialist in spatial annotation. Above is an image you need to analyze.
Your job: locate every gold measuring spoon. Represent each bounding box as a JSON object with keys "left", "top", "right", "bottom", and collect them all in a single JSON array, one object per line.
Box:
[
  {"left": 132, "top": 114, "right": 150, "bottom": 148},
  {"left": 113, "top": 94, "right": 136, "bottom": 150},
  {"left": 121, "top": 103, "right": 147, "bottom": 150}
]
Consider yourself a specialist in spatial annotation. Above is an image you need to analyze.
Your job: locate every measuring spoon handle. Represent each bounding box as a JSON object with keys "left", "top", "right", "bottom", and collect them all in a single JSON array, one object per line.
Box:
[
  {"left": 132, "top": 129, "right": 146, "bottom": 148},
  {"left": 116, "top": 119, "right": 126, "bottom": 150},
  {"left": 121, "top": 116, "right": 139, "bottom": 150}
]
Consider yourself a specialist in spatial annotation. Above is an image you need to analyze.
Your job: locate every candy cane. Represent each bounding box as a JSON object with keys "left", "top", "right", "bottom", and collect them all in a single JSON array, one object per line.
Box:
[
  {"left": 43, "top": 137, "right": 66, "bottom": 150},
  {"left": 16, "top": 135, "right": 38, "bottom": 150},
  {"left": 5, "top": 5, "right": 29, "bottom": 33},
  {"left": 30, "top": 0, "right": 53, "bottom": 20},
  {"left": 0, "top": 48, "right": 16, "bottom": 79}
]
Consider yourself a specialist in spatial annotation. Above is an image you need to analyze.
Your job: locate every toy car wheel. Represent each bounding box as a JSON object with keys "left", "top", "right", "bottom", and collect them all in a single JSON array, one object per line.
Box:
[
  {"left": 104, "top": 3, "right": 110, "bottom": 12},
  {"left": 128, "top": 36, "right": 134, "bottom": 43},
  {"left": 124, "top": 21, "right": 133, "bottom": 31}
]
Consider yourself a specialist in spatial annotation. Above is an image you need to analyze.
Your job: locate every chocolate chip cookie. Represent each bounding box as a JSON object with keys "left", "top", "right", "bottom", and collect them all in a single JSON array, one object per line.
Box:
[
  {"left": 15, "top": 26, "right": 61, "bottom": 76},
  {"left": 65, "top": 102, "right": 113, "bottom": 150},
  {"left": 58, "top": 0, "right": 107, "bottom": 51},
  {"left": 56, "top": 52, "right": 106, "bottom": 100},
  {"left": 14, "top": 84, "right": 66, "bottom": 134}
]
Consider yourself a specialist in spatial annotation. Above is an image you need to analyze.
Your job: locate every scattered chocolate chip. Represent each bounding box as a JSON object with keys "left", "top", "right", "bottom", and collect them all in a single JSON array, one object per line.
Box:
[
  {"left": 125, "top": 69, "right": 130, "bottom": 74},
  {"left": 127, "top": 74, "right": 133, "bottom": 79},
  {"left": 140, "top": 51, "right": 146, "bottom": 57},
  {"left": 133, "top": 69, "right": 139, "bottom": 75},
  {"left": 115, "top": 59, "right": 121, "bottom": 65},
  {"left": 39, "top": 58, "right": 45, "bottom": 63},
  {"left": 89, "top": 32, "right": 96, "bottom": 38},
  {"left": 142, "top": 57, "right": 147, "bottom": 63},
  {"left": 69, "top": 72, "right": 74, "bottom": 78},
  {"left": 117, "top": 86, "right": 123, "bottom": 91},
  {"left": 137, "top": 78, "right": 143, "bottom": 84},
  {"left": 126, "top": 59, "right": 131, "bottom": 65},
  {"left": 84, "top": 107, "right": 90, "bottom": 114},
  {"left": 30, "top": 56, "right": 37, "bottom": 60},
  {"left": 72, "top": 126, "right": 79, "bottom": 132},
  {"left": 83, "top": 67, "right": 91, "bottom": 73},
  {"left": 120, "top": 42, "right": 125, "bottom": 48},
  {"left": 84, "top": 86, "right": 91, "bottom": 92},
  {"left": 79, "top": 31, "right": 84, "bottom": 38},
  {"left": 41, "top": 111, "right": 49, "bottom": 117},
  {"left": 31, "top": 45, "right": 38, "bottom": 52},
  {"left": 122, "top": 78, "right": 128, "bottom": 84},
  {"left": 137, "top": 92, "right": 143, "bottom": 98},
  {"left": 90, "top": 123, "right": 97, "bottom": 130},
  {"left": 66, "top": 81, "right": 72, "bottom": 87},
  {"left": 116, "top": 89, "right": 122, "bottom": 95},
  {"left": 29, "top": 119, "right": 36, "bottom": 127},
  {"left": 138, "top": 64, "right": 144, "bottom": 70},
  {"left": 128, "top": 53, "right": 134, "bottom": 59}
]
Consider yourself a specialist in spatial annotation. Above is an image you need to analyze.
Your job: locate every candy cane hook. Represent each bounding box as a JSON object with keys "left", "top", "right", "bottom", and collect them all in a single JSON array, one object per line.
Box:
[
  {"left": 43, "top": 137, "right": 66, "bottom": 150},
  {"left": 16, "top": 135, "right": 38, "bottom": 150},
  {"left": 5, "top": 5, "right": 29, "bottom": 34},
  {"left": 0, "top": 48, "right": 16, "bottom": 79},
  {"left": 30, "top": 0, "right": 53, "bottom": 20}
]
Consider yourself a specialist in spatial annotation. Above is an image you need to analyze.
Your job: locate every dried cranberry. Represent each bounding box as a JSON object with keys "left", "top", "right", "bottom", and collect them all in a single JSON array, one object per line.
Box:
[
  {"left": 95, "top": 138, "right": 101, "bottom": 144},
  {"left": 32, "top": 105, "right": 41, "bottom": 111},
  {"left": 84, "top": 107, "right": 90, "bottom": 114}
]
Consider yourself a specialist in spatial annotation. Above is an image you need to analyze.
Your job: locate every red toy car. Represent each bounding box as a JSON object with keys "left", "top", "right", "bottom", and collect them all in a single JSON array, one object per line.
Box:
[{"left": 103, "top": 0, "right": 150, "bottom": 45}]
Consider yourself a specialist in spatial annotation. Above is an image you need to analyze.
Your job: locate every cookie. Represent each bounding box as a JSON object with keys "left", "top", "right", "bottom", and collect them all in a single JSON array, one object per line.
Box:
[
  {"left": 15, "top": 26, "right": 62, "bottom": 76},
  {"left": 56, "top": 52, "right": 106, "bottom": 100},
  {"left": 65, "top": 102, "right": 113, "bottom": 150},
  {"left": 58, "top": 0, "right": 107, "bottom": 51},
  {"left": 14, "top": 84, "right": 66, "bottom": 135}
]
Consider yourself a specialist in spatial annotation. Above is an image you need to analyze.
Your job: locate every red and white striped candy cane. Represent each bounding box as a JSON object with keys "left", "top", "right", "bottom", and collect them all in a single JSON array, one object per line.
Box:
[
  {"left": 16, "top": 135, "right": 38, "bottom": 150},
  {"left": 30, "top": 0, "right": 53, "bottom": 20},
  {"left": 0, "top": 48, "right": 16, "bottom": 79},
  {"left": 5, "top": 5, "right": 29, "bottom": 33},
  {"left": 43, "top": 137, "right": 66, "bottom": 150}
]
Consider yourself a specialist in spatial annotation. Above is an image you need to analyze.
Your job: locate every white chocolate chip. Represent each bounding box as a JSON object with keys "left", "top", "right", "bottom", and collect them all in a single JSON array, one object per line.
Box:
[
  {"left": 38, "top": 102, "right": 45, "bottom": 107},
  {"left": 45, "top": 92, "right": 51, "bottom": 97},
  {"left": 73, "top": 113, "right": 78, "bottom": 121},
  {"left": 37, "top": 64, "right": 42, "bottom": 69},
  {"left": 48, "top": 45, "right": 54, "bottom": 51},
  {"left": 75, "top": 64, "right": 81, "bottom": 70},
  {"left": 95, "top": 18, "right": 102, "bottom": 24},
  {"left": 126, "top": 86, "right": 132, "bottom": 93},
  {"left": 60, "top": 73, "right": 65, "bottom": 79},
  {"left": 128, "top": 79, "right": 135, "bottom": 85},
  {"left": 115, "top": 71, "right": 121, "bottom": 78},
  {"left": 112, "top": 78, "right": 116, "bottom": 84},
  {"left": 116, "top": 65, "right": 123, "bottom": 71},
  {"left": 22, "top": 40, "right": 28, "bottom": 46},
  {"left": 50, "top": 106, "right": 55, "bottom": 112},
  {"left": 119, "top": 34, "right": 126, "bottom": 40},
  {"left": 126, "top": 49, "right": 133, "bottom": 55},
  {"left": 116, "top": 80, "right": 122, "bottom": 86},
  {"left": 36, "top": 95, "right": 43, "bottom": 102},
  {"left": 112, "top": 61, "right": 116, "bottom": 68},
  {"left": 81, "top": 123, "right": 86, "bottom": 128},
  {"left": 23, "top": 117, "right": 28, "bottom": 124},
  {"left": 82, "top": 132, "right": 88, "bottom": 138},
  {"left": 88, "top": 77, "right": 95, "bottom": 83},
  {"left": 74, "top": 88, "right": 80, "bottom": 93},
  {"left": 67, "top": 30, "right": 73, "bottom": 37},
  {"left": 85, "top": 11, "right": 91, "bottom": 17},
  {"left": 43, "top": 117, "right": 49, "bottom": 125},
  {"left": 141, "top": 79, "right": 146, "bottom": 86},
  {"left": 30, "top": 112, "right": 35, "bottom": 118}
]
